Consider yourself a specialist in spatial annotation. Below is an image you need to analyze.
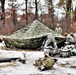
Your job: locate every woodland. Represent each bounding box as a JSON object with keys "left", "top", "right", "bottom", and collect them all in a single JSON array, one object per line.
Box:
[{"left": 0, "top": 0, "right": 76, "bottom": 35}]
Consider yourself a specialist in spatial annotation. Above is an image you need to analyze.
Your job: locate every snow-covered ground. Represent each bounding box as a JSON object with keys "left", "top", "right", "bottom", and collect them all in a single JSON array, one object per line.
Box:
[{"left": 0, "top": 43, "right": 76, "bottom": 75}]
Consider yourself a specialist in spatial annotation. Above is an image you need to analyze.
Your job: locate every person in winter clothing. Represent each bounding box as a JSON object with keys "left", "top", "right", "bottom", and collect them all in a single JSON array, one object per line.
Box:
[
  {"left": 55, "top": 24, "right": 62, "bottom": 34},
  {"left": 44, "top": 33, "right": 58, "bottom": 56},
  {"left": 66, "top": 32, "right": 75, "bottom": 45}
]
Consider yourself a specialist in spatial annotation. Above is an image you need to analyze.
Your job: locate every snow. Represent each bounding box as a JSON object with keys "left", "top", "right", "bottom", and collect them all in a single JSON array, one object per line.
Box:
[{"left": 0, "top": 43, "right": 76, "bottom": 75}]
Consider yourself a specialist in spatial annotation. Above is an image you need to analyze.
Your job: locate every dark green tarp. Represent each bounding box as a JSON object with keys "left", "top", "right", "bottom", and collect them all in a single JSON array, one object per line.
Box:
[{"left": 3, "top": 20, "right": 65, "bottom": 49}]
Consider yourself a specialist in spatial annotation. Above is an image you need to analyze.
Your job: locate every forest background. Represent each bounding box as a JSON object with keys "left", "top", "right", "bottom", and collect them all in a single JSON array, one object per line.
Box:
[{"left": 0, "top": 0, "right": 76, "bottom": 35}]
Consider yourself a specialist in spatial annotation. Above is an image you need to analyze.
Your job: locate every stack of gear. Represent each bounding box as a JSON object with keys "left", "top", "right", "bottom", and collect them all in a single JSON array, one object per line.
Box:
[
  {"left": 59, "top": 32, "right": 76, "bottom": 58},
  {"left": 59, "top": 45, "right": 76, "bottom": 57},
  {"left": 34, "top": 55, "right": 57, "bottom": 71},
  {"left": 59, "top": 47, "right": 71, "bottom": 57}
]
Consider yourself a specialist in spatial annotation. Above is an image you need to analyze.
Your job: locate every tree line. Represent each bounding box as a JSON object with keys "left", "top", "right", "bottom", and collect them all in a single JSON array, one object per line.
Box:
[{"left": 0, "top": 0, "right": 76, "bottom": 34}]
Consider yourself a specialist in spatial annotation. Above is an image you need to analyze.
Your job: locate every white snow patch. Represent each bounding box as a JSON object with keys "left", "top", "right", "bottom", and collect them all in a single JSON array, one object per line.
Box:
[{"left": 0, "top": 43, "right": 76, "bottom": 75}]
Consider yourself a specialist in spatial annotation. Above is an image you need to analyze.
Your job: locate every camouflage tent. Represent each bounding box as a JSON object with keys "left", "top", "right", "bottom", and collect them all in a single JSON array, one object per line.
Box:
[{"left": 3, "top": 20, "right": 65, "bottom": 49}]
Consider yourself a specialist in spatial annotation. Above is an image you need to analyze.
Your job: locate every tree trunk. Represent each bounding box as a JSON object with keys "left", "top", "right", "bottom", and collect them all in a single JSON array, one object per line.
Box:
[
  {"left": 74, "top": 7, "right": 76, "bottom": 21},
  {"left": 48, "top": 0, "right": 54, "bottom": 29},
  {"left": 0, "top": 58, "right": 19, "bottom": 62},
  {"left": 13, "top": 10, "right": 17, "bottom": 25},
  {"left": 35, "top": 0, "right": 38, "bottom": 19},
  {"left": 1, "top": 0, "right": 5, "bottom": 21},
  {"left": 66, "top": 0, "right": 72, "bottom": 30},
  {"left": 25, "top": 0, "right": 28, "bottom": 25}
]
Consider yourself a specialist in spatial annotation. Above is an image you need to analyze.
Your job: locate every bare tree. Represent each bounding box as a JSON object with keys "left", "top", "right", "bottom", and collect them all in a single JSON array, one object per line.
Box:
[
  {"left": 25, "top": 0, "right": 28, "bottom": 25},
  {"left": 0, "top": 0, "right": 5, "bottom": 21},
  {"left": 35, "top": 0, "right": 38, "bottom": 19},
  {"left": 74, "top": 6, "right": 76, "bottom": 21},
  {"left": 45, "top": 0, "right": 55, "bottom": 29},
  {"left": 57, "top": 0, "right": 72, "bottom": 31},
  {"left": 66, "top": 0, "right": 72, "bottom": 29},
  {"left": 8, "top": 0, "right": 18, "bottom": 25}
]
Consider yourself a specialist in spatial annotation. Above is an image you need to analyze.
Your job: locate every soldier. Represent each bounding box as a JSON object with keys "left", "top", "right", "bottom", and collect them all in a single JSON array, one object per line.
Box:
[
  {"left": 64, "top": 32, "right": 69, "bottom": 45},
  {"left": 66, "top": 32, "right": 75, "bottom": 45},
  {"left": 70, "top": 32, "right": 75, "bottom": 44},
  {"left": 44, "top": 33, "right": 58, "bottom": 56},
  {"left": 64, "top": 32, "right": 68, "bottom": 37},
  {"left": 55, "top": 24, "right": 62, "bottom": 34}
]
